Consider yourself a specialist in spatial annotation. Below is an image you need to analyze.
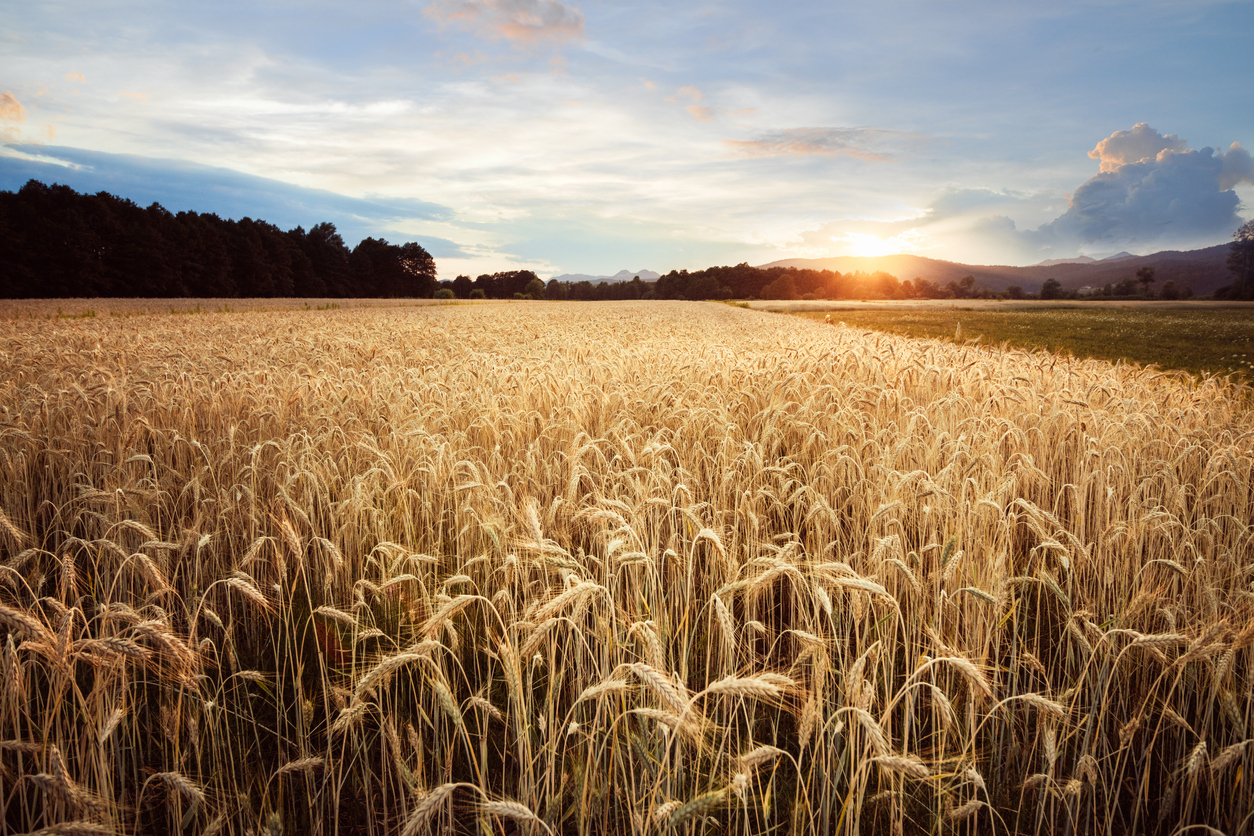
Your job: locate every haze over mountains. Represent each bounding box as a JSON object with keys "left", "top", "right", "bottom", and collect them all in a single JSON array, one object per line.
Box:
[
  {"left": 548, "top": 269, "right": 661, "bottom": 284},
  {"left": 759, "top": 245, "right": 1233, "bottom": 295},
  {"left": 1033, "top": 253, "right": 1135, "bottom": 267}
]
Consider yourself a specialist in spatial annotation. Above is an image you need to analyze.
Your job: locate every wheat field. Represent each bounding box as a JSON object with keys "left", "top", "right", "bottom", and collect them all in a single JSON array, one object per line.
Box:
[{"left": 0, "top": 300, "right": 1250, "bottom": 836}]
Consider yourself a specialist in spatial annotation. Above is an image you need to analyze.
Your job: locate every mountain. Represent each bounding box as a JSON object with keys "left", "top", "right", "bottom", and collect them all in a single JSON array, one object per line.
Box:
[
  {"left": 549, "top": 269, "right": 660, "bottom": 284},
  {"left": 1036, "top": 256, "right": 1096, "bottom": 267},
  {"left": 758, "top": 244, "right": 1233, "bottom": 295}
]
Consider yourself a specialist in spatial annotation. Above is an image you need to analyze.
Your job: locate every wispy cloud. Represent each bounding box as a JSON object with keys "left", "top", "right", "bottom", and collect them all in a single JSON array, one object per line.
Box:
[
  {"left": 0, "top": 92, "right": 27, "bottom": 123},
  {"left": 425, "top": 0, "right": 585, "bottom": 45},
  {"left": 725, "top": 127, "right": 917, "bottom": 161},
  {"left": 0, "top": 92, "right": 26, "bottom": 141},
  {"left": 64, "top": 72, "right": 84, "bottom": 83},
  {"left": 686, "top": 105, "right": 713, "bottom": 122}
]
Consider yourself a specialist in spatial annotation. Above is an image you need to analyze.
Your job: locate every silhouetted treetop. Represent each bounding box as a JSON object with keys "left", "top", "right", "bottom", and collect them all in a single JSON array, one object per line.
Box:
[{"left": 0, "top": 180, "right": 437, "bottom": 299}]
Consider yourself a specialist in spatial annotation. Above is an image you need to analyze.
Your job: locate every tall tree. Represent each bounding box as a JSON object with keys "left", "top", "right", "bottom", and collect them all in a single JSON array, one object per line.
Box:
[
  {"left": 298, "top": 222, "right": 353, "bottom": 297},
  {"left": 398, "top": 242, "right": 437, "bottom": 297},
  {"left": 1227, "top": 220, "right": 1254, "bottom": 300}
]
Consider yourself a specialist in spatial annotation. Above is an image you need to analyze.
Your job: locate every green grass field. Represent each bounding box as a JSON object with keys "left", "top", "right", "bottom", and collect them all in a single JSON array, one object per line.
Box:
[{"left": 797, "top": 306, "right": 1254, "bottom": 379}]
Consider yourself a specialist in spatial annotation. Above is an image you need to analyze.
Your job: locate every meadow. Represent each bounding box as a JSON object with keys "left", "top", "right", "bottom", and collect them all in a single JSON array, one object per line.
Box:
[
  {"left": 0, "top": 300, "right": 1251, "bottom": 835},
  {"left": 793, "top": 305, "right": 1254, "bottom": 380}
]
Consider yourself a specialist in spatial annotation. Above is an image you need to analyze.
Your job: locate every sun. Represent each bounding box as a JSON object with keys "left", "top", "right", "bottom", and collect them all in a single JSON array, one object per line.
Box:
[
  {"left": 843, "top": 233, "right": 898, "bottom": 258},
  {"left": 838, "top": 230, "right": 928, "bottom": 258}
]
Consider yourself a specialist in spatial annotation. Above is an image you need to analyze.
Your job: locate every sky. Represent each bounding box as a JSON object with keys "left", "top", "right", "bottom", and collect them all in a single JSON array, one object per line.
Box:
[{"left": 2, "top": 1, "right": 1253, "bottom": 279}]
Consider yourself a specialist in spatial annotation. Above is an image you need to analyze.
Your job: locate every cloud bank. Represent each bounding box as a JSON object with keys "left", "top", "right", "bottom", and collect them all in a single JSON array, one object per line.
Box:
[{"left": 0, "top": 145, "right": 466, "bottom": 256}]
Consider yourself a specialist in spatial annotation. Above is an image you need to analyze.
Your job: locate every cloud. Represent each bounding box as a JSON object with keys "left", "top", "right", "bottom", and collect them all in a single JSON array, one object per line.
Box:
[
  {"left": 0, "top": 92, "right": 26, "bottom": 123},
  {"left": 686, "top": 105, "right": 713, "bottom": 122},
  {"left": 1088, "top": 122, "right": 1187, "bottom": 172},
  {"left": 119, "top": 91, "right": 149, "bottom": 102},
  {"left": 1220, "top": 141, "right": 1254, "bottom": 191},
  {"left": 0, "top": 145, "right": 459, "bottom": 251},
  {"left": 393, "top": 234, "right": 470, "bottom": 259},
  {"left": 1032, "top": 130, "right": 1254, "bottom": 252},
  {"left": 425, "top": 0, "right": 585, "bottom": 45},
  {"left": 725, "top": 127, "right": 911, "bottom": 161},
  {"left": 64, "top": 72, "right": 84, "bottom": 83},
  {"left": 933, "top": 126, "right": 1254, "bottom": 262}
]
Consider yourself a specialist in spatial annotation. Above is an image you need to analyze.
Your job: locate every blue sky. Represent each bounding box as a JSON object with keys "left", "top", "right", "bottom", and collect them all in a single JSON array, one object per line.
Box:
[{"left": 3, "top": 1, "right": 1252, "bottom": 278}]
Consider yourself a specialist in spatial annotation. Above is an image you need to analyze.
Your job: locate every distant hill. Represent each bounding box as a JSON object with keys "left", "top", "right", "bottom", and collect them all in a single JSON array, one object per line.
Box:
[
  {"left": 1035, "top": 256, "right": 1097, "bottom": 267},
  {"left": 549, "top": 269, "right": 660, "bottom": 284},
  {"left": 759, "top": 245, "right": 1233, "bottom": 295}
]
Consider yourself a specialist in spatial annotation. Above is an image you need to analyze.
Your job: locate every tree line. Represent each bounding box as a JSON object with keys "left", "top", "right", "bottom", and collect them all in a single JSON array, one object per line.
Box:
[
  {"left": 441, "top": 266, "right": 1007, "bottom": 302},
  {"left": 9, "top": 179, "right": 1249, "bottom": 301},
  {"left": 647, "top": 264, "right": 1000, "bottom": 301},
  {"left": 0, "top": 180, "right": 436, "bottom": 298}
]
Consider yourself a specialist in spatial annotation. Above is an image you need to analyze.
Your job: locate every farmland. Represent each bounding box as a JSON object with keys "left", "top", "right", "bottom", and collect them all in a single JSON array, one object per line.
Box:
[
  {"left": 788, "top": 303, "right": 1254, "bottom": 380},
  {"left": 0, "top": 300, "right": 1251, "bottom": 835}
]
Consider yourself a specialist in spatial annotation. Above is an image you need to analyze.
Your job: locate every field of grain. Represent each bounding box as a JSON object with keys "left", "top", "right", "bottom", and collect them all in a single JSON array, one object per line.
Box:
[
  {"left": 793, "top": 305, "right": 1254, "bottom": 380},
  {"left": 0, "top": 300, "right": 1251, "bottom": 835}
]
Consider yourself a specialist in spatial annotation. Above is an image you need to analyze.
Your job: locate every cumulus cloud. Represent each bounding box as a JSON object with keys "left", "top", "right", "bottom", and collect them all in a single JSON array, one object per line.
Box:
[
  {"left": 1220, "top": 141, "right": 1254, "bottom": 191},
  {"left": 1088, "top": 122, "right": 1187, "bottom": 172},
  {"left": 726, "top": 127, "right": 916, "bottom": 161},
  {"left": 1032, "top": 127, "right": 1254, "bottom": 252},
  {"left": 935, "top": 125, "right": 1254, "bottom": 262},
  {"left": 425, "top": 0, "right": 585, "bottom": 44}
]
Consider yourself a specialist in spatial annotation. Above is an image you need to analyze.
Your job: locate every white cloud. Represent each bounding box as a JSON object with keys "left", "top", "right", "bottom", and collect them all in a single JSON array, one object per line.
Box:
[
  {"left": 1034, "top": 129, "right": 1253, "bottom": 252},
  {"left": 1087, "top": 122, "right": 1187, "bottom": 172},
  {"left": 896, "top": 127, "right": 1254, "bottom": 263}
]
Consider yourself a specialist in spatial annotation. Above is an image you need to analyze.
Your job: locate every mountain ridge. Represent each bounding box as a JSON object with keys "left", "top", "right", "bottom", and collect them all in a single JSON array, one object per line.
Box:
[
  {"left": 757, "top": 245, "right": 1233, "bottom": 294},
  {"left": 549, "top": 269, "right": 660, "bottom": 284}
]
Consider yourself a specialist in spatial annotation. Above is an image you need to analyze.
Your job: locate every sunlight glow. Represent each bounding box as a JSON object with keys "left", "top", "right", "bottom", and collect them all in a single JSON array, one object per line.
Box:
[{"left": 838, "top": 231, "right": 927, "bottom": 258}]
